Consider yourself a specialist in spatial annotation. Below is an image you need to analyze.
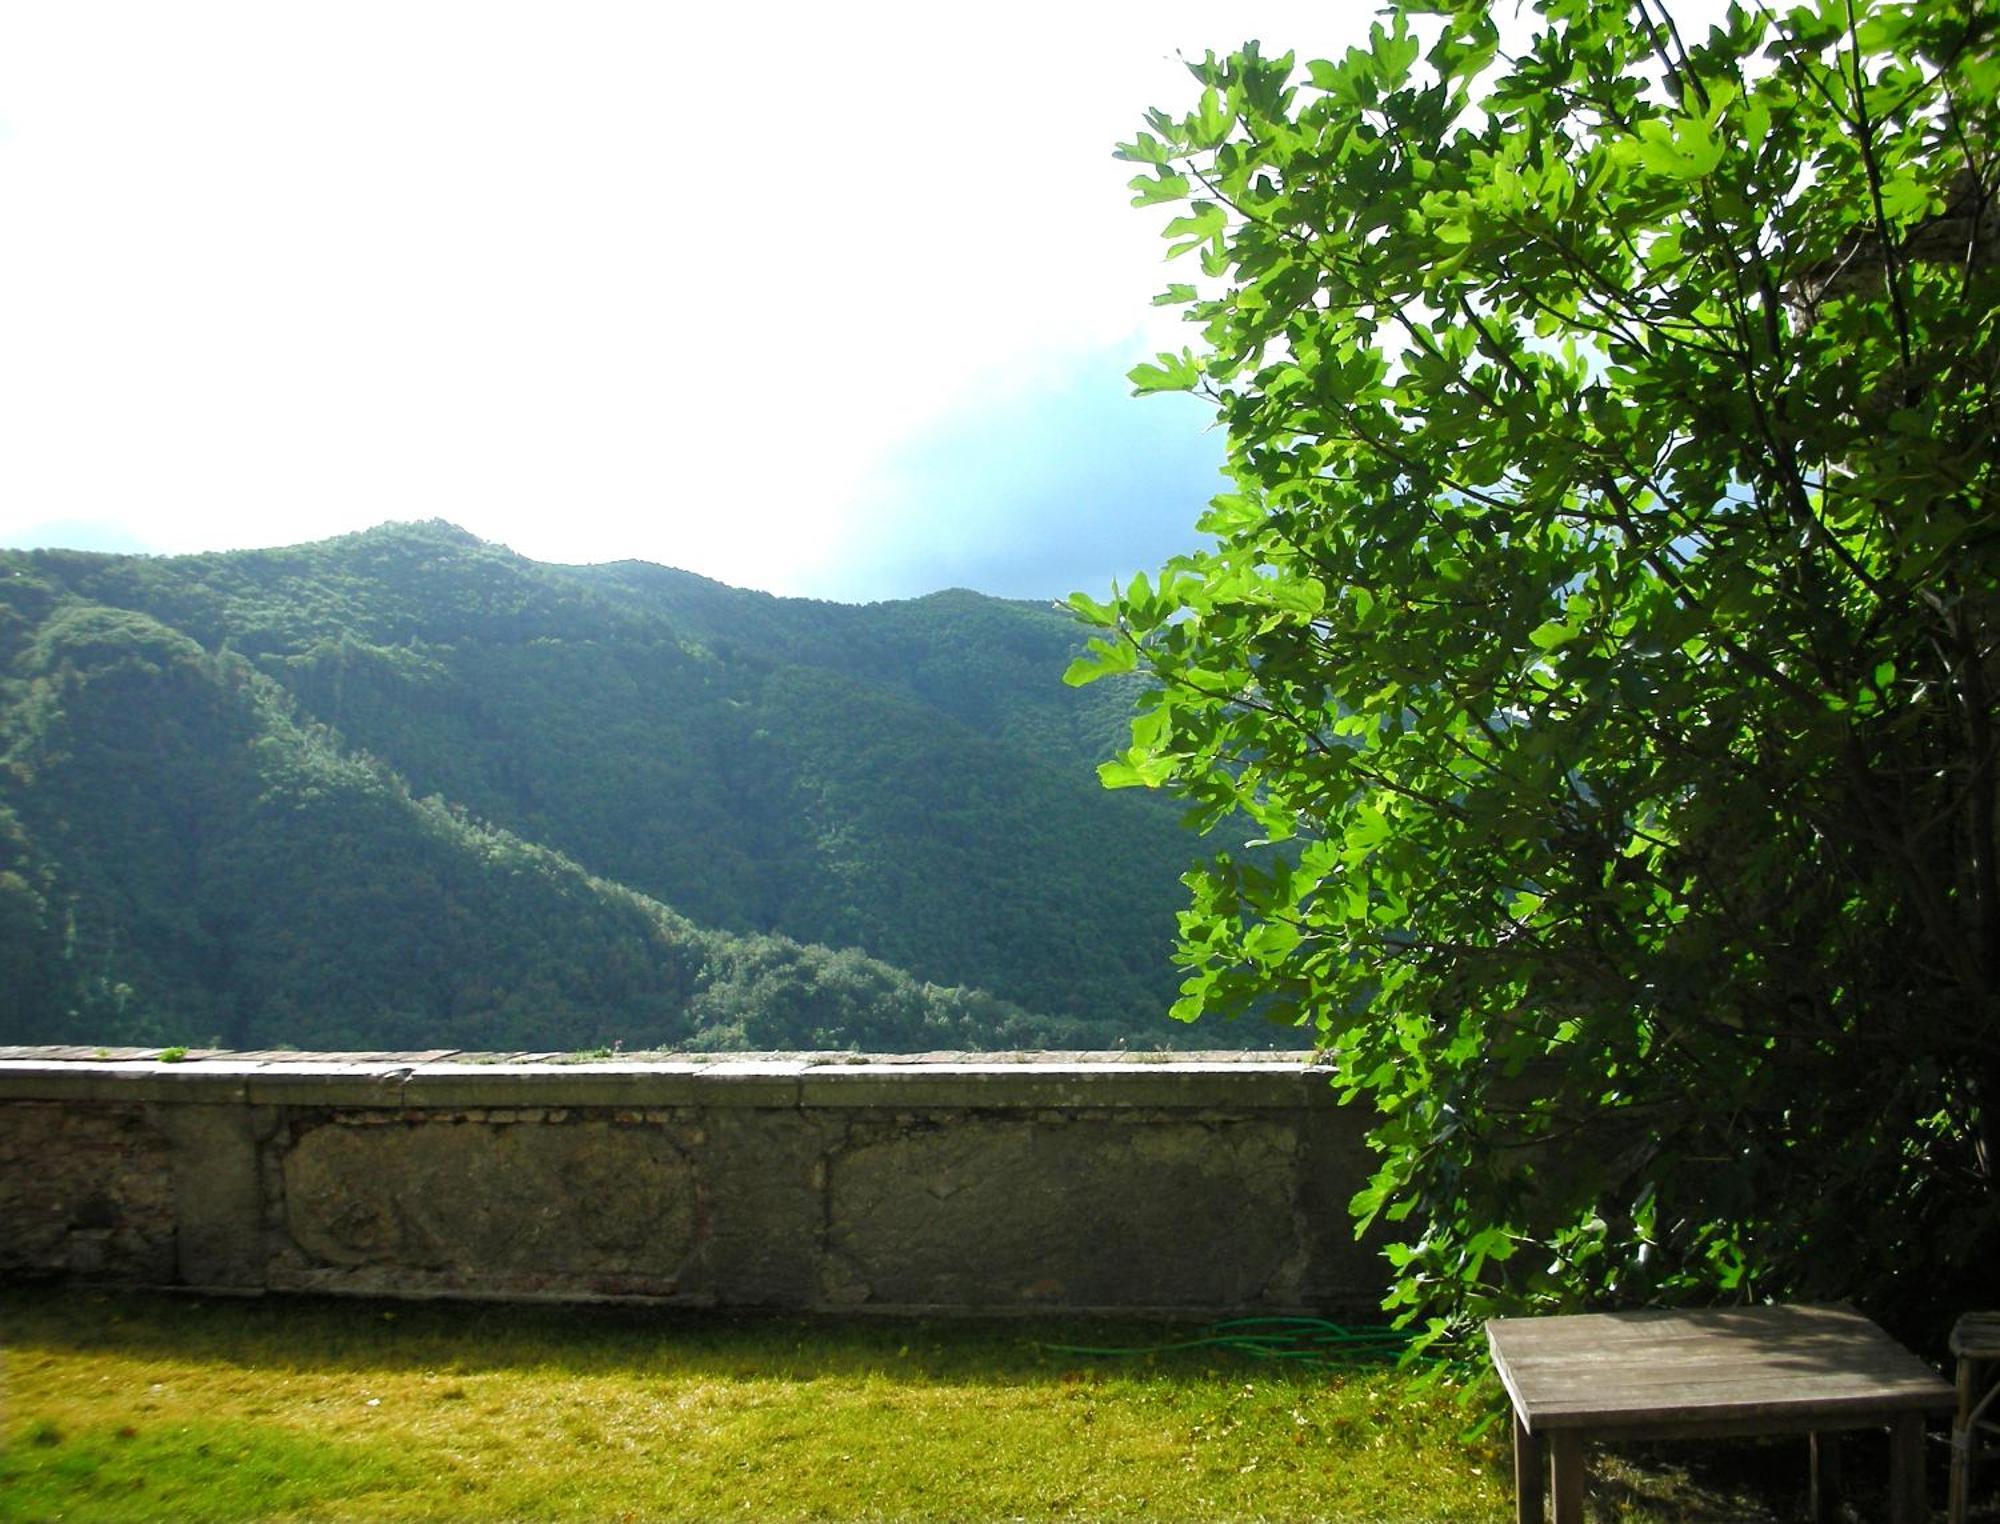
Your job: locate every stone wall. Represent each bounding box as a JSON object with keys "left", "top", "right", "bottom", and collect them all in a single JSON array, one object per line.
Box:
[{"left": 0, "top": 1052, "right": 1382, "bottom": 1315}]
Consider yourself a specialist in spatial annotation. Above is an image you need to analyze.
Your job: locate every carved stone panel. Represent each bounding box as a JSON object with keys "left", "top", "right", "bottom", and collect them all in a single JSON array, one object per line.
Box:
[
  {"left": 824, "top": 1112, "right": 1298, "bottom": 1310},
  {"left": 282, "top": 1116, "right": 696, "bottom": 1289}
]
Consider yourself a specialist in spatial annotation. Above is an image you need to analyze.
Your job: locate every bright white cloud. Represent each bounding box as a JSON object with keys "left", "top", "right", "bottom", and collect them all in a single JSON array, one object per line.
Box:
[{"left": 5, "top": 3, "right": 1736, "bottom": 596}]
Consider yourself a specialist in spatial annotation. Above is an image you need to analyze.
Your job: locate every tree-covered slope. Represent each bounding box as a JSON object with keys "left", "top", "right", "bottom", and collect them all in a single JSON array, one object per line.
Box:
[
  {"left": 0, "top": 586, "right": 690, "bottom": 1048},
  {"left": 0, "top": 524, "right": 1286, "bottom": 1050},
  {"left": 564, "top": 560, "right": 1146, "bottom": 766}
]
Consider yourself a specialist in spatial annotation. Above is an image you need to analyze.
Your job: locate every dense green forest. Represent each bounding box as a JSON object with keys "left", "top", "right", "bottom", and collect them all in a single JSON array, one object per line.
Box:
[{"left": 0, "top": 522, "right": 1296, "bottom": 1052}]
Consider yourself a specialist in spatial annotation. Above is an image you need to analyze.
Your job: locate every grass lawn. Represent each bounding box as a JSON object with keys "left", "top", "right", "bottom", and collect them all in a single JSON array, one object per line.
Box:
[{"left": 0, "top": 1287, "right": 1885, "bottom": 1522}]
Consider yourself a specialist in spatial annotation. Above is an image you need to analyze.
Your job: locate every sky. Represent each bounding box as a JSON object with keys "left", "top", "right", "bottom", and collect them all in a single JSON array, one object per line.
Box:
[{"left": 0, "top": 1, "right": 1382, "bottom": 604}]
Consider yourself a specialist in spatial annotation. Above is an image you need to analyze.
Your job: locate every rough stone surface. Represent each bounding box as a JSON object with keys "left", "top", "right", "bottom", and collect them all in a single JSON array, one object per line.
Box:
[
  {"left": 823, "top": 1111, "right": 1299, "bottom": 1310},
  {"left": 1292, "top": 1104, "right": 1392, "bottom": 1305},
  {"left": 281, "top": 1113, "right": 698, "bottom": 1296},
  {"left": 0, "top": 1101, "right": 174, "bottom": 1281},
  {"left": 148, "top": 1102, "right": 274, "bottom": 1288},
  {"left": 690, "top": 1107, "right": 828, "bottom": 1307}
]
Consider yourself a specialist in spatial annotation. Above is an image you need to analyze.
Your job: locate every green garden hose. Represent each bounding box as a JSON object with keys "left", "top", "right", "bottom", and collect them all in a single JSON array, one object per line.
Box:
[{"left": 1039, "top": 1316, "right": 1427, "bottom": 1370}]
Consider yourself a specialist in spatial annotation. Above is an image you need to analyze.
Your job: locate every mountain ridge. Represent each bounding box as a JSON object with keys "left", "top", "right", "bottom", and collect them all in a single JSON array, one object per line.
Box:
[{"left": 0, "top": 521, "right": 1300, "bottom": 1052}]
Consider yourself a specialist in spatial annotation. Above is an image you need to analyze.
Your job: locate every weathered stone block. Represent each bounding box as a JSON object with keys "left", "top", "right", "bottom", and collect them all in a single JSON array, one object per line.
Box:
[
  {"left": 0, "top": 1101, "right": 174, "bottom": 1281},
  {"left": 823, "top": 1112, "right": 1298, "bottom": 1311},
  {"left": 282, "top": 1116, "right": 697, "bottom": 1293},
  {"left": 1288, "top": 1101, "right": 1390, "bottom": 1311},
  {"left": 691, "top": 1107, "right": 828, "bottom": 1306},
  {"left": 149, "top": 1102, "right": 275, "bottom": 1289}
]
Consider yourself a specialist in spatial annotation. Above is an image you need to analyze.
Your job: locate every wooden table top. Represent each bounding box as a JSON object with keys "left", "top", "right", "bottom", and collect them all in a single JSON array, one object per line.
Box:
[{"left": 1486, "top": 1303, "right": 1955, "bottom": 1434}]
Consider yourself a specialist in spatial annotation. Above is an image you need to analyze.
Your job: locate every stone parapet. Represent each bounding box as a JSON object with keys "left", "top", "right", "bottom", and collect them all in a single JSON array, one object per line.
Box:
[{"left": 0, "top": 1050, "right": 1380, "bottom": 1316}]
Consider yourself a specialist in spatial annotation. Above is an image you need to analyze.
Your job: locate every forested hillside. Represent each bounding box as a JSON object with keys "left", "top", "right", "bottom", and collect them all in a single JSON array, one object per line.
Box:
[{"left": 0, "top": 523, "right": 1292, "bottom": 1052}]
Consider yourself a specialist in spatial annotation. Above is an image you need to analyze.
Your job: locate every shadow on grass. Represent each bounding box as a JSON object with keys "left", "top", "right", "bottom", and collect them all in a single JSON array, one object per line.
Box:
[
  {"left": 1573, "top": 1432, "right": 1997, "bottom": 1524},
  {"left": 0, "top": 1284, "right": 1372, "bottom": 1390}
]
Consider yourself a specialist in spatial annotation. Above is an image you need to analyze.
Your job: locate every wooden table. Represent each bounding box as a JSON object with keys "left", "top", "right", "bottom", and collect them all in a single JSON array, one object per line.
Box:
[{"left": 1486, "top": 1304, "right": 1956, "bottom": 1524}]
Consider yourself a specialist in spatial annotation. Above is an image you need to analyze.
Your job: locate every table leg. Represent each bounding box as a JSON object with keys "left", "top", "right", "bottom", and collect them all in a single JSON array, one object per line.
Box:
[
  {"left": 1809, "top": 1430, "right": 1842, "bottom": 1521},
  {"left": 1889, "top": 1410, "right": 1926, "bottom": 1524},
  {"left": 1549, "top": 1430, "right": 1585, "bottom": 1524},
  {"left": 1513, "top": 1413, "right": 1544, "bottom": 1523},
  {"left": 1950, "top": 1354, "right": 1980, "bottom": 1524}
]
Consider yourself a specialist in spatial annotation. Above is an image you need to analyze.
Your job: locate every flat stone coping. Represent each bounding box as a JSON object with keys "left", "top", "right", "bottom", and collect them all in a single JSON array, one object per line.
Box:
[{"left": 0, "top": 1048, "right": 1340, "bottom": 1110}]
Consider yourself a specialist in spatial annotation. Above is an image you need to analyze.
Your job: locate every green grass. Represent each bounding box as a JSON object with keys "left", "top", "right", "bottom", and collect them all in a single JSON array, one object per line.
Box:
[{"left": 0, "top": 1287, "right": 1887, "bottom": 1522}]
